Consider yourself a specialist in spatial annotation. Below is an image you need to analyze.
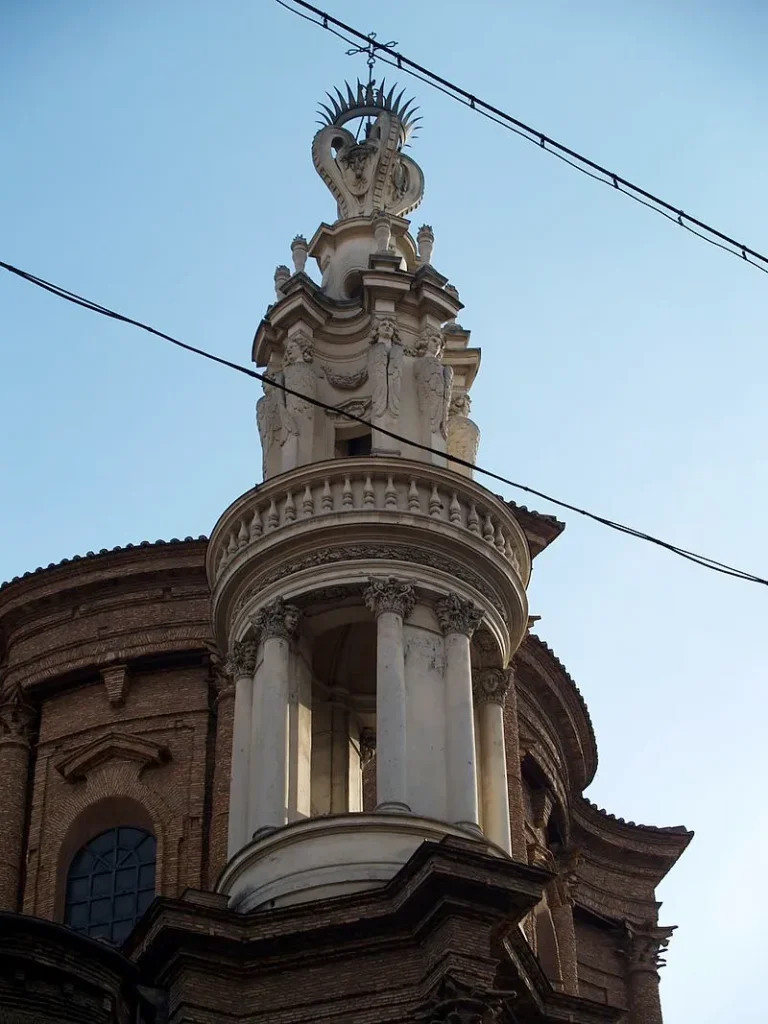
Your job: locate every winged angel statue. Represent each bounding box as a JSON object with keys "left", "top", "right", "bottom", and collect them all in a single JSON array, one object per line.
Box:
[{"left": 415, "top": 330, "right": 453, "bottom": 440}]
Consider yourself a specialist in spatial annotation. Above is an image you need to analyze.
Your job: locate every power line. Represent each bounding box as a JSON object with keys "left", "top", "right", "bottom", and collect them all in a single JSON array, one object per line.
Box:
[
  {"left": 274, "top": 0, "right": 768, "bottom": 278},
  {"left": 2, "top": 258, "right": 766, "bottom": 588}
]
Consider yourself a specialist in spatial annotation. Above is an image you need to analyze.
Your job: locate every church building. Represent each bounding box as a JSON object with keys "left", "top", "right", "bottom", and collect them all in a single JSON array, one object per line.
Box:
[{"left": 0, "top": 81, "right": 691, "bottom": 1024}]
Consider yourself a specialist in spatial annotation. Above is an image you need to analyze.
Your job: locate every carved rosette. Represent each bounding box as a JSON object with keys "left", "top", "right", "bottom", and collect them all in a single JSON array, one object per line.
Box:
[
  {"left": 364, "top": 577, "right": 417, "bottom": 620},
  {"left": 623, "top": 922, "right": 676, "bottom": 974},
  {"left": 225, "top": 639, "right": 259, "bottom": 680},
  {"left": 472, "top": 667, "right": 512, "bottom": 706},
  {"left": 0, "top": 683, "right": 36, "bottom": 744},
  {"left": 252, "top": 597, "right": 301, "bottom": 642},
  {"left": 435, "top": 593, "right": 484, "bottom": 637}
]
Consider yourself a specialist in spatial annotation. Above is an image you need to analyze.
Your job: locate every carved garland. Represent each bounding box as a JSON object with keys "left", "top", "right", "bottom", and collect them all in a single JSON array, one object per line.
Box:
[{"left": 232, "top": 544, "right": 509, "bottom": 624}]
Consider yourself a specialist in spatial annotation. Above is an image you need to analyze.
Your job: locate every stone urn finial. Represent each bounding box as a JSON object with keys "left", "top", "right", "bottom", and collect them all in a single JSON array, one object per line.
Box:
[
  {"left": 291, "top": 235, "right": 308, "bottom": 274},
  {"left": 274, "top": 264, "right": 291, "bottom": 299},
  {"left": 417, "top": 224, "right": 434, "bottom": 265}
]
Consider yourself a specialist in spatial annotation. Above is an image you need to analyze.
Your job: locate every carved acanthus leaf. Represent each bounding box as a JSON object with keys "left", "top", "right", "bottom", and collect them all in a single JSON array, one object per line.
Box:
[
  {"left": 622, "top": 922, "right": 676, "bottom": 974},
  {"left": 252, "top": 597, "right": 301, "bottom": 641},
  {"left": 436, "top": 593, "right": 484, "bottom": 637},
  {"left": 472, "top": 667, "right": 512, "bottom": 706},
  {"left": 364, "top": 577, "right": 417, "bottom": 619}
]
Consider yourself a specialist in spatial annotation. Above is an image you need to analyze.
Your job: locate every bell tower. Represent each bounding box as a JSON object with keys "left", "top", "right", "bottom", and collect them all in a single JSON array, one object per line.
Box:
[{"left": 207, "top": 80, "right": 531, "bottom": 912}]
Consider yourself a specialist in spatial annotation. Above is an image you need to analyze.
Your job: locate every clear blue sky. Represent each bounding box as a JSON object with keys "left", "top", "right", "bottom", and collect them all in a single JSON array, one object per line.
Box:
[{"left": 2, "top": 3, "right": 766, "bottom": 1018}]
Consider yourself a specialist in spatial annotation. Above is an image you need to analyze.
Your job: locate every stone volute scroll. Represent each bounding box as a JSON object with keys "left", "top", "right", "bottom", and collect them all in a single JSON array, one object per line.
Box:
[{"left": 313, "top": 80, "right": 425, "bottom": 220}]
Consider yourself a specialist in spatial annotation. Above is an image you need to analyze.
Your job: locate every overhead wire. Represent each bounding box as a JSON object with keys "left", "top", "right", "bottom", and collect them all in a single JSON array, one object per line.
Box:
[
  {"left": 2, "top": 258, "right": 766, "bottom": 588},
  {"left": 274, "top": 0, "right": 768, "bottom": 278}
]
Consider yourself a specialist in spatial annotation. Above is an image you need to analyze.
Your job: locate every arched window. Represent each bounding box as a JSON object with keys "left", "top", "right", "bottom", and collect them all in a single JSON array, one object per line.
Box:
[{"left": 64, "top": 826, "right": 156, "bottom": 944}]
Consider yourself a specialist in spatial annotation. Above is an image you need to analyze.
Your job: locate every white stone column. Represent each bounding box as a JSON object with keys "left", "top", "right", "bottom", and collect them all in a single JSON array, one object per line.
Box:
[
  {"left": 249, "top": 598, "right": 300, "bottom": 836},
  {"left": 436, "top": 593, "right": 483, "bottom": 833},
  {"left": 473, "top": 668, "right": 513, "bottom": 853},
  {"left": 364, "top": 577, "right": 416, "bottom": 812},
  {"left": 226, "top": 639, "right": 259, "bottom": 858}
]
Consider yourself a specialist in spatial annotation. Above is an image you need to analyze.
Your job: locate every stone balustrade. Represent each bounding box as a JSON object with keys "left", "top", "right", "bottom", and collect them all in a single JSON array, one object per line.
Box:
[{"left": 209, "top": 459, "right": 530, "bottom": 591}]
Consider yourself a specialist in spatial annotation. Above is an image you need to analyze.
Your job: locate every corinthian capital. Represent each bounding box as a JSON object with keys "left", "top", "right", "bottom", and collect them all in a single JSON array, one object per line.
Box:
[
  {"left": 623, "top": 922, "right": 676, "bottom": 974},
  {"left": 0, "top": 683, "right": 36, "bottom": 742},
  {"left": 364, "top": 577, "right": 416, "bottom": 619},
  {"left": 253, "top": 597, "right": 301, "bottom": 641},
  {"left": 225, "top": 639, "right": 259, "bottom": 679},
  {"left": 472, "top": 667, "right": 512, "bottom": 706},
  {"left": 435, "top": 593, "right": 483, "bottom": 637}
]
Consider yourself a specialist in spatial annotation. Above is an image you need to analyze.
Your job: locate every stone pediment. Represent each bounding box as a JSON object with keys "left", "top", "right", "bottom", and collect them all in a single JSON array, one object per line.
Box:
[{"left": 55, "top": 730, "right": 171, "bottom": 783}]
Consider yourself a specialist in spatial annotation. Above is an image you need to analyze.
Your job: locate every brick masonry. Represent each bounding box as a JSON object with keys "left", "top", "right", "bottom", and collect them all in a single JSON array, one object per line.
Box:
[{"left": 0, "top": 539, "right": 691, "bottom": 1023}]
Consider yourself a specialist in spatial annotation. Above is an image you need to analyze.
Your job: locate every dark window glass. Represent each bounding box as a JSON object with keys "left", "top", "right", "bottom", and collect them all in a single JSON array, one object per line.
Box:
[{"left": 64, "top": 826, "right": 156, "bottom": 945}]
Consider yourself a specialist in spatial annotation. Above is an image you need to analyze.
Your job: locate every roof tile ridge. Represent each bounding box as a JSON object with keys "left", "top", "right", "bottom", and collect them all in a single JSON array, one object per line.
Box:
[
  {"left": 0, "top": 536, "right": 209, "bottom": 591},
  {"left": 579, "top": 795, "right": 692, "bottom": 836}
]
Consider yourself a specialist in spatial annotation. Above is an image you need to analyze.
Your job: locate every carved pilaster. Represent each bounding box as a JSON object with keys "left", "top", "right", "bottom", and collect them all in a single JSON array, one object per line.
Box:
[
  {"left": 472, "top": 667, "right": 512, "bottom": 706},
  {"left": 622, "top": 921, "right": 675, "bottom": 1024},
  {"left": 0, "top": 683, "right": 35, "bottom": 910},
  {"left": 251, "top": 598, "right": 301, "bottom": 642},
  {"left": 364, "top": 577, "right": 416, "bottom": 620},
  {"left": 435, "top": 593, "right": 483, "bottom": 637}
]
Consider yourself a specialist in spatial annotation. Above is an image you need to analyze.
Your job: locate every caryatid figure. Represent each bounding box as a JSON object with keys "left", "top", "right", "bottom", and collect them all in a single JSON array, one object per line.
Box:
[
  {"left": 414, "top": 328, "right": 453, "bottom": 445},
  {"left": 280, "top": 332, "right": 317, "bottom": 470},
  {"left": 368, "top": 316, "right": 404, "bottom": 434}
]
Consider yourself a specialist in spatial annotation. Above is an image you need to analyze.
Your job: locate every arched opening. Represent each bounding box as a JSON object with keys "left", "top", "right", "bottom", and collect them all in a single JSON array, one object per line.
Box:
[
  {"left": 310, "top": 617, "right": 376, "bottom": 816},
  {"left": 64, "top": 825, "right": 156, "bottom": 945}
]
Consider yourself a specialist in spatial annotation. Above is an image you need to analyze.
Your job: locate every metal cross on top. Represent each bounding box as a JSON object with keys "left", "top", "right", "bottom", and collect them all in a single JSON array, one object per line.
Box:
[{"left": 345, "top": 31, "right": 398, "bottom": 87}]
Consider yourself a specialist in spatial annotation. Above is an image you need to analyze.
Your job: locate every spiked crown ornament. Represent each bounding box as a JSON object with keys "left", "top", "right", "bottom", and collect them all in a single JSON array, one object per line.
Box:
[{"left": 312, "top": 79, "right": 425, "bottom": 221}]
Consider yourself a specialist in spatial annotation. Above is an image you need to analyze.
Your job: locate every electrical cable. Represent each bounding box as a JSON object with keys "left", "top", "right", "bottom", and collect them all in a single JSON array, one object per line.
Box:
[
  {"left": 274, "top": 0, "right": 768, "bottom": 278},
  {"left": 2, "top": 258, "right": 766, "bottom": 588}
]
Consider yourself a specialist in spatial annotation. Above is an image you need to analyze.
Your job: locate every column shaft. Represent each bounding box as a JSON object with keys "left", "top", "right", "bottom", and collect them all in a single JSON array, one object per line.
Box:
[
  {"left": 477, "top": 699, "right": 511, "bottom": 852},
  {"left": 257, "top": 635, "right": 291, "bottom": 830},
  {"left": 228, "top": 671, "right": 254, "bottom": 858},
  {"left": 375, "top": 610, "right": 409, "bottom": 811},
  {"left": 628, "top": 971, "right": 663, "bottom": 1024},
  {"left": 444, "top": 630, "right": 480, "bottom": 830}
]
